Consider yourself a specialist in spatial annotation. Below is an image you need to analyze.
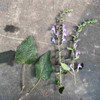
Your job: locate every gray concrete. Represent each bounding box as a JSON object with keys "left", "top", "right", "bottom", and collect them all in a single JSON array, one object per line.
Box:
[{"left": 0, "top": 0, "right": 100, "bottom": 100}]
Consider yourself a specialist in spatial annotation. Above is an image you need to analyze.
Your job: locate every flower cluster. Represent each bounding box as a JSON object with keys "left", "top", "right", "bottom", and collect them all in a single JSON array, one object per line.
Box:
[
  {"left": 51, "top": 23, "right": 67, "bottom": 44},
  {"left": 66, "top": 19, "right": 97, "bottom": 84},
  {"left": 50, "top": 10, "right": 73, "bottom": 89},
  {"left": 68, "top": 30, "right": 82, "bottom": 71},
  {"left": 62, "top": 24, "right": 67, "bottom": 43},
  {"left": 50, "top": 9, "right": 97, "bottom": 93}
]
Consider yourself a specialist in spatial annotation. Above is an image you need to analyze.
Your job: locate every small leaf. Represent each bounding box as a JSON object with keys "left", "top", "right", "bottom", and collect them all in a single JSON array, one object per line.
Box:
[
  {"left": 62, "top": 71, "right": 67, "bottom": 74},
  {"left": 22, "top": 85, "right": 25, "bottom": 91},
  {"left": 73, "top": 30, "right": 77, "bottom": 32},
  {"left": 59, "top": 86, "right": 64, "bottom": 94},
  {"left": 75, "top": 55, "right": 79, "bottom": 60},
  {"left": 67, "top": 47, "right": 73, "bottom": 51},
  {"left": 82, "top": 23, "right": 86, "bottom": 26},
  {"left": 15, "top": 36, "right": 37, "bottom": 64},
  {"left": 35, "top": 51, "right": 52, "bottom": 80},
  {"left": 61, "top": 63, "right": 70, "bottom": 71},
  {"left": 50, "top": 76, "right": 59, "bottom": 84},
  {"left": 74, "top": 39, "right": 80, "bottom": 43},
  {"left": 77, "top": 27, "right": 82, "bottom": 32},
  {"left": 72, "top": 34, "right": 76, "bottom": 38}
]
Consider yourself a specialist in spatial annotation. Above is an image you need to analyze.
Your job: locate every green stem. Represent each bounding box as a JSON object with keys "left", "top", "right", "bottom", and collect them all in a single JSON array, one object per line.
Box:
[
  {"left": 19, "top": 79, "right": 41, "bottom": 100},
  {"left": 28, "top": 79, "right": 41, "bottom": 94},
  {"left": 72, "top": 50, "right": 76, "bottom": 84},
  {"left": 58, "top": 34, "right": 62, "bottom": 87},
  {"left": 22, "top": 64, "right": 26, "bottom": 91},
  {"left": 72, "top": 68, "right": 76, "bottom": 84}
]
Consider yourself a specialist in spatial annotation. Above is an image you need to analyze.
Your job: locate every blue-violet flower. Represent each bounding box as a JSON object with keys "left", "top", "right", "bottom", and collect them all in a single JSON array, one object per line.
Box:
[
  {"left": 62, "top": 24, "right": 66, "bottom": 28},
  {"left": 56, "top": 31, "right": 59, "bottom": 35},
  {"left": 63, "top": 31, "right": 67, "bottom": 36},
  {"left": 77, "top": 63, "right": 82, "bottom": 69},
  {"left": 51, "top": 37, "right": 55, "bottom": 43},
  {"left": 62, "top": 36, "right": 66, "bottom": 43},
  {"left": 76, "top": 50, "right": 81, "bottom": 57},
  {"left": 51, "top": 25, "right": 55, "bottom": 33},
  {"left": 69, "top": 64, "right": 72, "bottom": 69},
  {"left": 74, "top": 43, "right": 77, "bottom": 49}
]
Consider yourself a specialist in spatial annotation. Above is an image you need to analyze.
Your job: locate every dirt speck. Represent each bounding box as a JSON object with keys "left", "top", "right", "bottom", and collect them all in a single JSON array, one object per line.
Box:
[{"left": 4, "top": 25, "right": 20, "bottom": 33}]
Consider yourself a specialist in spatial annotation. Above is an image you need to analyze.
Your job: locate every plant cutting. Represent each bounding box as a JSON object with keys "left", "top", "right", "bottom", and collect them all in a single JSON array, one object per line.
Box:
[
  {"left": 15, "top": 36, "right": 37, "bottom": 91},
  {"left": 51, "top": 9, "right": 97, "bottom": 93},
  {"left": 51, "top": 9, "right": 73, "bottom": 93},
  {"left": 15, "top": 36, "right": 53, "bottom": 100},
  {"left": 15, "top": 9, "right": 97, "bottom": 100},
  {"left": 66, "top": 19, "right": 97, "bottom": 84}
]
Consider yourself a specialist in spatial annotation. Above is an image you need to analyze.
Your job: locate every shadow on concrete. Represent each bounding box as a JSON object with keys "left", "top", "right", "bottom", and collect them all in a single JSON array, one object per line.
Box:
[{"left": 0, "top": 50, "right": 15, "bottom": 66}]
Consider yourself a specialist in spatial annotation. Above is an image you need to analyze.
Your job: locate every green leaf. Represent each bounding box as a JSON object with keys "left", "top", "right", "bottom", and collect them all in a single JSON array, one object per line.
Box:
[
  {"left": 72, "top": 34, "right": 76, "bottom": 38},
  {"left": 67, "top": 47, "right": 73, "bottom": 51},
  {"left": 35, "top": 51, "right": 52, "bottom": 80},
  {"left": 73, "top": 30, "right": 77, "bottom": 32},
  {"left": 50, "top": 76, "right": 59, "bottom": 84},
  {"left": 75, "top": 55, "right": 79, "bottom": 60},
  {"left": 82, "top": 22, "right": 86, "bottom": 26},
  {"left": 77, "top": 27, "right": 82, "bottom": 32},
  {"left": 74, "top": 39, "right": 80, "bottom": 43},
  {"left": 15, "top": 36, "right": 37, "bottom": 64},
  {"left": 59, "top": 86, "right": 64, "bottom": 94},
  {"left": 61, "top": 63, "right": 70, "bottom": 71}
]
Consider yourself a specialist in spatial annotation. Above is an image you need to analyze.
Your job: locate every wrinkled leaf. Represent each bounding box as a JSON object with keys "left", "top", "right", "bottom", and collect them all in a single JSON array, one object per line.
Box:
[
  {"left": 15, "top": 36, "right": 37, "bottom": 64},
  {"left": 61, "top": 63, "right": 70, "bottom": 71},
  {"left": 67, "top": 47, "right": 73, "bottom": 51},
  {"left": 35, "top": 51, "right": 52, "bottom": 80},
  {"left": 59, "top": 86, "right": 64, "bottom": 94},
  {"left": 50, "top": 76, "right": 59, "bottom": 84}
]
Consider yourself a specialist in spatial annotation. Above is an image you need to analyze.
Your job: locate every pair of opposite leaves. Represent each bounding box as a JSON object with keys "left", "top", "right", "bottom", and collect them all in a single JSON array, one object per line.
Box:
[{"left": 15, "top": 36, "right": 52, "bottom": 80}]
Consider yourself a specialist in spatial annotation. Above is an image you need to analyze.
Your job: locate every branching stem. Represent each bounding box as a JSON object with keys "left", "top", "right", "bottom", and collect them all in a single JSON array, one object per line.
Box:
[{"left": 19, "top": 79, "right": 41, "bottom": 100}]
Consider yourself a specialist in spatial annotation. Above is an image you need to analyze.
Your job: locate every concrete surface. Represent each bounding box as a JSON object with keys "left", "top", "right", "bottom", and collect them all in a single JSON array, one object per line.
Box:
[{"left": 0, "top": 0, "right": 100, "bottom": 100}]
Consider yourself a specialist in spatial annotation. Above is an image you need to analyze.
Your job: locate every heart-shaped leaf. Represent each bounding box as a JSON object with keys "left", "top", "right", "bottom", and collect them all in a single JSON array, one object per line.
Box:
[
  {"left": 61, "top": 63, "right": 70, "bottom": 71},
  {"left": 35, "top": 51, "right": 52, "bottom": 80},
  {"left": 15, "top": 36, "right": 37, "bottom": 64}
]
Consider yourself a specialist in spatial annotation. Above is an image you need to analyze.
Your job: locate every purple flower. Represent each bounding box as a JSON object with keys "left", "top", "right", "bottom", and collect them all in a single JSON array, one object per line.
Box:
[
  {"left": 63, "top": 25, "right": 67, "bottom": 37},
  {"left": 63, "top": 27, "right": 67, "bottom": 32},
  {"left": 77, "top": 39, "right": 81, "bottom": 42},
  {"left": 77, "top": 63, "right": 82, "bottom": 69},
  {"left": 56, "top": 31, "right": 59, "bottom": 35},
  {"left": 69, "top": 64, "right": 72, "bottom": 69},
  {"left": 62, "top": 24, "right": 66, "bottom": 28},
  {"left": 51, "top": 37, "right": 55, "bottom": 43},
  {"left": 51, "top": 25, "right": 55, "bottom": 33},
  {"left": 63, "top": 31, "right": 67, "bottom": 36},
  {"left": 56, "top": 26, "right": 58, "bottom": 30},
  {"left": 74, "top": 43, "right": 77, "bottom": 49},
  {"left": 62, "top": 36, "right": 66, "bottom": 43},
  {"left": 76, "top": 50, "right": 81, "bottom": 57}
]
